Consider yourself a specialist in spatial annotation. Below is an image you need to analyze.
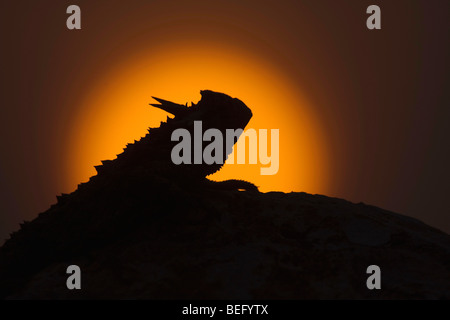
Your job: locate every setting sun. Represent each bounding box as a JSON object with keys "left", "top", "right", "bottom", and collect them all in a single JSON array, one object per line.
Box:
[{"left": 66, "top": 40, "right": 331, "bottom": 194}]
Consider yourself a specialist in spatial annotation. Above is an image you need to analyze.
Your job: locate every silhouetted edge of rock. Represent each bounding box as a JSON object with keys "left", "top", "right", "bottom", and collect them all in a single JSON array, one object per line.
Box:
[{"left": 1, "top": 187, "right": 449, "bottom": 299}]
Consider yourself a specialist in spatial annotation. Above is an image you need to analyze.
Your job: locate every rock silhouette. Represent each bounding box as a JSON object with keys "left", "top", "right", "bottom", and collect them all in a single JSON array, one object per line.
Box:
[{"left": 0, "top": 91, "right": 449, "bottom": 299}]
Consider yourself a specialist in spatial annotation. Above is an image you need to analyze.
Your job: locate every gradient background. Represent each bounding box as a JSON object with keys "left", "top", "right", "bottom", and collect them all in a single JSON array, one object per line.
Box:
[{"left": 1, "top": 0, "right": 449, "bottom": 244}]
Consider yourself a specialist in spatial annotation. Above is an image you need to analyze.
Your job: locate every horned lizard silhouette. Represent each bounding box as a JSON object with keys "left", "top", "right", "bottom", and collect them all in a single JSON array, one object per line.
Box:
[
  {"left": 88, "top": 89, "right": 257, "bottom": 192},
  {"left": 0, "top": 90, "right": 258, "bottom": 297}
]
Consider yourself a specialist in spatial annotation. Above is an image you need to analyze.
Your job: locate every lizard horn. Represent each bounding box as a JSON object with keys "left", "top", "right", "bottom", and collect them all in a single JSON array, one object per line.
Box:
[{"left": 150, "top": 97, "right": 189, "bottom": 116}]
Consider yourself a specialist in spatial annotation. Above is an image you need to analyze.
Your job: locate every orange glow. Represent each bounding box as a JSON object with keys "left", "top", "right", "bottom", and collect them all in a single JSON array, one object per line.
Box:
[{"left": 65, "top": 40, "right": 331, "bottom": 194}]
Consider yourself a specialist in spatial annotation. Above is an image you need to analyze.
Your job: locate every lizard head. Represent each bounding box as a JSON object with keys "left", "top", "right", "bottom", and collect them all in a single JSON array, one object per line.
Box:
[
  {"left": 151, "top": 90, "right": 253, "bottom": 134},
  {"left": 149, "top": 90, "right": 254, "bottom": 178}
]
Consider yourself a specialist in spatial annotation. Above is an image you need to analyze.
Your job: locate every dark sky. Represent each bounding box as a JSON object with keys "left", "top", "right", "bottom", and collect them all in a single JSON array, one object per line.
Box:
[{"left": 1, "top": 0, "right": 449, "bottom": 243}]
